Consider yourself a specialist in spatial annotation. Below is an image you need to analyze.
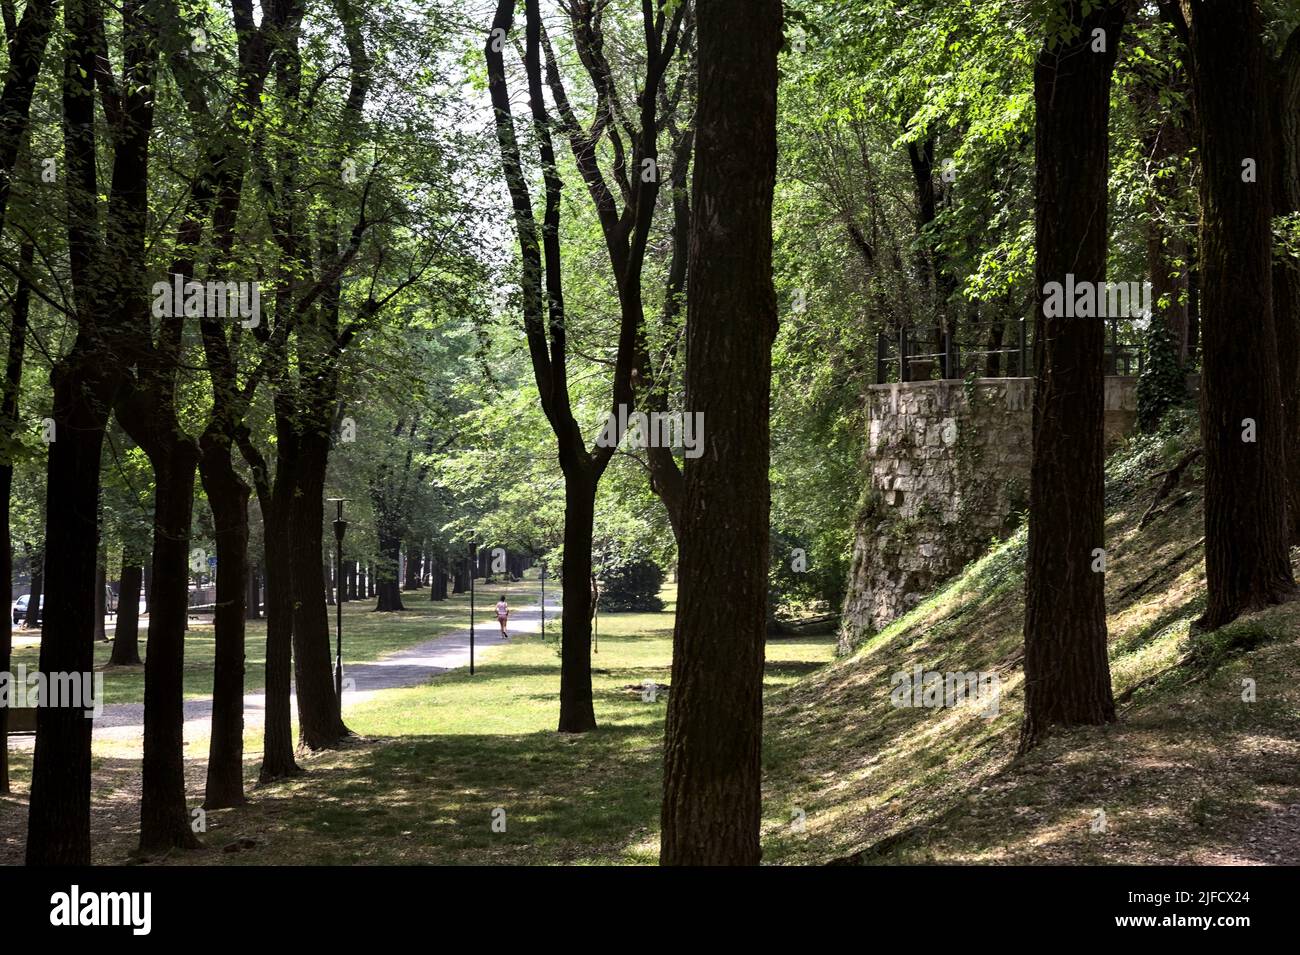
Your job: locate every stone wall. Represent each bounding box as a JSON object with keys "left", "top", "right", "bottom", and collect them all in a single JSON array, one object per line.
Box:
[{"left": 838, "top": 376, "right": 1139, "bottom": 653}]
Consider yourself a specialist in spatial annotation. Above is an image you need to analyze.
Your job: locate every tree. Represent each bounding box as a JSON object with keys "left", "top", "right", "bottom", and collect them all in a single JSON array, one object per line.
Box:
[
  {"left": 1019, "top": 0, "right": 1127, "bottom": 753},
  {"left": 486, "top": 0, "right": 690, "bottom": 732},
  {"left": 27, "top": 0, "right": 159, "bottom": 866},
  {"left": 1270, "top": 24, "right": 1300, "bottom": 542},
  {"left": 1178, "top": 0, "right": 1296, "bottom": 629},
  {"left": 0, "top": 0, "right": 58, "bottom": 799},
  {"left": 660, "top": 0, "right": 783, "bottom": 865}
]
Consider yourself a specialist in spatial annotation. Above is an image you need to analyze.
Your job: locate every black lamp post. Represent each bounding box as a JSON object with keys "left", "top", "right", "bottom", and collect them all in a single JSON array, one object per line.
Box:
[
  {"left": 540, "top": 559, "right": 546, "bottom": 640},
  {"left": 329, "top": 498, "right": 349, "bottom": 716},
  {"left": 475, "top": 537, "right": 480, "bottom": 680}
]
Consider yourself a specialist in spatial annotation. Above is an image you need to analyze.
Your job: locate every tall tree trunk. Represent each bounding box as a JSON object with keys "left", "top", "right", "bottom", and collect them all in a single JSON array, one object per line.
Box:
[
  {"left": 109, "top": 557, "right": 144, "bottom": 666},
  {"left": 660, "top": 0, "right": 782, "bottom": 866},
  {"left": 558, "top": 469, "right": 597, "bottom": 733},
  {"left": 288, "top": 431, "right": 348, "bottom": 749},
  {"left": 0, "top": 240, "right": 31, "bottom": 792},
  {"left": 405, "top": 547, "right": 422, "bottom": 590},
  {"left": 1183, "top": 0, "right": 1296, "bottom": 629},
  {"left": 200, "top": 431, "right": 249, "bottom": 809},
  {"left": 94, "top": 551, "right": 107, "bottom": 642},
  {"left": 25, "top": 544, "right": 42, "bottom": 630},
  {"left": 134, "top": 439, "right": 202, "bottom": 853},
  {"left": 259, "top": 503, "right": 299, "bottom": 781},
  {"left": 1018, "top": 0, "right": 1126, "bottom": 753},
  {"left": 26, "top": 356, "right": 116, "bottom": 865},
  {"left": 374, "top": 528, "right": 405, "bottom": 611},
  {"left": 1272, "top": 27, "right": 1300, "bottom": 542},
  {"left": 246, "top": 562, "right": 261, "bottom": 619}
]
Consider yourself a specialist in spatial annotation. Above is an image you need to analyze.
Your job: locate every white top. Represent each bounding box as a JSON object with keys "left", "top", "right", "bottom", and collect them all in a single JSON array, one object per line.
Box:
[{"left": 496, "top": 601, "right": 508, "bottom": 616}]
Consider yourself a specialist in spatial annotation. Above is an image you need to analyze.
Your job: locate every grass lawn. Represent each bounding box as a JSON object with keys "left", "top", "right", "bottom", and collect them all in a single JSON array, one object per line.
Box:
[
  {"left": 85, "top": 584, "right": 835, "bottom": 865},
  {"left": 6, "top": 580, "right": 536, "bottom": 707}
]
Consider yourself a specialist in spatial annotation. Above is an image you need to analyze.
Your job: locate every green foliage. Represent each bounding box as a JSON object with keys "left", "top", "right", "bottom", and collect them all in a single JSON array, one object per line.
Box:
[
  {"left": 1136, "top": 320, "right": 1189, "bottom": 433},
  {"left": 599, "top": 558, "right": 666, "bottom": 613}
]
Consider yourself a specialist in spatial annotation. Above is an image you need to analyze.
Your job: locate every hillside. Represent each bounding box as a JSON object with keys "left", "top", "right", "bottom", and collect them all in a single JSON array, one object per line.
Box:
[{"left": 761, "top": 411, "right": 1300, "bottom": 865}]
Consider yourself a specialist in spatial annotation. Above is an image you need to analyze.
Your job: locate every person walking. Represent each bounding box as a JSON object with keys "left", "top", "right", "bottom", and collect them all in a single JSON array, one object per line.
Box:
[{"left": 496, "top": 594, "right": 510, "bottom": 638}]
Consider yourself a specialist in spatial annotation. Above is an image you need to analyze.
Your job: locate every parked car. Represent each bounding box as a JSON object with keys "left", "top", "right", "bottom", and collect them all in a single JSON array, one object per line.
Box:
[
  {"left": 12, "top": 593, "right": 42, "bottom": 627},
  {"left": 11, "top": 585, "right": 118, "bottom": 626}
]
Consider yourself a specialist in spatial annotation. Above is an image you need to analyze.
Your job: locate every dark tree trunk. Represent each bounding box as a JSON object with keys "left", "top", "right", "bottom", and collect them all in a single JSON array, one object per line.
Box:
[
  {"left": 430, "top": 556, "right": 447, "bottom": 600},
  {"left": 0, "top": 242, "right": 31, "bottom": 792},
  {"left": 26, "top": 358, "right": 116, "bottom": 865},
  {"left": 0, "top": 466, "right": 8, "bottom": 794},
  {"left": 259, "top": 503, "right": 299, "bottom": 781},
  {"left": 1183, "top": 0, "right": 1296, "bottom": 628},
  {"left": 110, "top": 558, "right": 144, "bottom": 666},
  {"left": 288, "top": 431, "right": 348, "bottom": 749},
  {"left": 366, "top": 563, "right": 375, "bottom": 598},
  {"left": 200, "top": 431, "right": 249, "bottom": 809},
  {"left": 246, "top": 562, "right": 261, "bottom": 619},
  {"left": 558, "top": 470, "right": 597, "bottom": 733},
  {"left": 1272, "top": 28, "right": 1300, "bottom": 542},
  {"left": 374, "top": 529, "right": 405, "bottom": 611},
  {"left": 134, "top": 439, "right": 202, "bottom": 853},
  {"left": 405, "top": 547, "right": 422, "bottom": 590},
  {"left": 26, "top": 547, "right": 42, "bottom": 630},
  {"left": 659, "top": 0, "right": 782, "bottom": 866},
  {"left": 1019, "top": 1, "right": 1126, "bottom": 753},
  {"left": 94, "top": 553, "right": 107, "bottom": 642}
]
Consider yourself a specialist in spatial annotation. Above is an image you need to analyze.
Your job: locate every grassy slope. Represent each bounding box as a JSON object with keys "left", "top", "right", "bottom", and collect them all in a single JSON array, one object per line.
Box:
[{"left": 762, "top": 415, "right": 1300, "bottom": 864}]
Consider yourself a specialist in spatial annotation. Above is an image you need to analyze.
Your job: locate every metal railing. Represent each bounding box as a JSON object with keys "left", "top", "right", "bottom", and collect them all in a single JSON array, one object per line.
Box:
[{"left": 875, "top": 318, "right": 1143, "bottom": 384}]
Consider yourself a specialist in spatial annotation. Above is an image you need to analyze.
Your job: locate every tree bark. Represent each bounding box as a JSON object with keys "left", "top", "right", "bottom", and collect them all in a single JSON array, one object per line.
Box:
[
  {"left": 288, "top": 430, "right": 349, "bottom": 749},
  {"left": 1272, "top": 27, "right": 1300, "bottom": 542},
  {"left": 109, "top": 557, "right": 144, "bottom": 666},
  {"left": 25, "top": 545, "right": 42, "bottom": 630},
  {"left": 133, "top": 438, "right": 202, "bottom": 853},
  {"left": 374, "top": 528, "right": 405, "bottom": 611},
  {"left": 94, "top": 552, "right": 107, "bottom": 642},
  {"left": 1019, "top": 1, "right": 1126, "bottom": 753},
  {"left": 26, "top": 357, "right": 116, "bottom": 864},
  {"left": 0, "top": 241, "right": 31, "bottom": 792},
  {"left": 558, "top": 469, "right": 597, "bottom": 732},
  {"left": 246, "top": 563, "right": 261, "bottom": 619},
  {"left": 200, "top": 430, "right": 249, "bottom": 809},
  {"left": 660, "top": 0, "right": 782, "bottom": 866},
  {"left": 259, "top": 501, "right": 299, "bottom": 780},
  {"left": 1183, "top": 0, "right": 1296, "bottom": 628}
]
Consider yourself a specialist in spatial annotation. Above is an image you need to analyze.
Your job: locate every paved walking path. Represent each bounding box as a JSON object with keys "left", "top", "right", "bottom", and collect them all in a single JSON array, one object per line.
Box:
[{"left": 10, "top": 590, "right": 558, "bottom": 749}]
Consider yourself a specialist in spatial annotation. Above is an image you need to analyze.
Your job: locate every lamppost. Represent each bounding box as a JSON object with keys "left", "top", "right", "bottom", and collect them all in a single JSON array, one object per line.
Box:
[
  {"left": 539, "top": 559, "right": 546, "bottom": 640},
  {"left": 328, "top": 498, "right": 349, "bottom": 717},
  {"left": 468, "top": 538, "right": 476, "bottom": 676}
]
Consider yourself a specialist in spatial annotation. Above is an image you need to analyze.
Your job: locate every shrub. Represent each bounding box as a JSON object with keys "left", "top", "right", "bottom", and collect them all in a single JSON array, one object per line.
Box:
[{"left": 599, "top": 558, "right": 665, "bottom": 612}]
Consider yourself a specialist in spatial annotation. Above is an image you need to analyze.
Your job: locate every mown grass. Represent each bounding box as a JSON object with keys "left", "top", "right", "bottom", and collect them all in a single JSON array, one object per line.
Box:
[{"left": 1, "top": 582, "right": 836, "bottom": 865}]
